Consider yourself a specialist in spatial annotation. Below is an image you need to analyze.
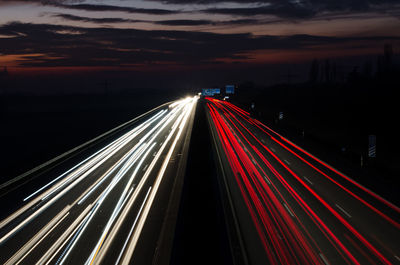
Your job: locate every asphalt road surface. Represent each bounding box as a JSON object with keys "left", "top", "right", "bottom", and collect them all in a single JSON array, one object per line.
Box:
[
  {"left": 0, "top": 96, "right": 197, "bottom": 265},
  {"left": 205, "top": 97, "right": 400, "bottom": 265}
]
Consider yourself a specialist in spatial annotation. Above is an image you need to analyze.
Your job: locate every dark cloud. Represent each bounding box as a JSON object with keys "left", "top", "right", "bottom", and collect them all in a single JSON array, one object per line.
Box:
[
  {"left": 0, "top": 1, "right": 180, "bottom": 15},
  {"left": 202, "top": 4, "right": 316, "bottom": 19},
  {"left": 53, "top": 13, "right": 143, "bottom": 24},
  {"left": 154, "top": 19, "right": 212, "bottom": 26},
  {"left": 155, "top": 0, "right": 397, "bottom": 8},
  {"left": 223, "top": 18, "right": 260, "bottom": 24},
  {"left": 2, "top": 0, "right": 399, "bottom": 20},
  {"left": 56, "top": 3, "right": 180, "bottom": 15},
  {"left": 0, "top": 0, "right": 78, "bottom": 5},
  {"left": 52, "top": 13, "right": 259, "bottom": 26},
  {"left": 0, "top": 22, "right": 398, "bottom": 67},
  {"left": 161, "top": 0, "right": 400, "bottom": 19},
  {"left": 144, "top": 18, "right": 259, "bottom": 26}
]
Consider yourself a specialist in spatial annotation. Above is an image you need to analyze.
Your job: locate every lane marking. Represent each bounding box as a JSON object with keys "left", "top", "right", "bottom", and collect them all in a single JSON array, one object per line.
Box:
[
  {"left": 304, "top": 176, "right": 314, "bottom": 185},
  {"left": 284, "top": 203, "right": 294, "bottom": 217},
  {"left": 261, "top": 139, "right": 266, "bottom": 144},
  {"left": 265, "top": 177, "right": 271, "bottom": 185},
  {"left": 335, "top": 204, "right": 352, "bottom": 218},
  {"left": 284, "top": 159, "right": 291, "bottom": 165},
  {"left": 9, "top": 211, "right": 69, "bottom": 265},
  {"left": 153, "top": 152, "right": 157, "bottom": 156},
  {"left": 394, "top": 255, "right": 400, "bottom": 261},
  {"left": 35, "top": 205, "right": 92, "bottom": 265},
  {"left": 319, "top": 253, "right": 330, "bottom": 265},
  {"left": 270, "top": 147, "right": 275, "bottom": 152},
  {"left": 142, "top": 164, "right": 148, "bottom": 172},
  {"left": 115, "top": 187, "right": 152, "bottom": 265}
]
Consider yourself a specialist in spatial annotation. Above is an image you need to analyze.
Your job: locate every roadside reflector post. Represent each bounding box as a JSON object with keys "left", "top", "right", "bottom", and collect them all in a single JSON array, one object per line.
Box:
[{"left": 368, "top": 135, "right": 376, "bottom": 158}]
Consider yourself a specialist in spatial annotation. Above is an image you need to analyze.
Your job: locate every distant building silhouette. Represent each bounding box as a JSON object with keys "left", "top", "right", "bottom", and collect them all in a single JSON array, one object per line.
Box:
[
  {"left": 377, "top": 43, "right": 395, "bottom": 78},
  {"left": 309, "top": 59, "right": 340, "bottom": 84}
]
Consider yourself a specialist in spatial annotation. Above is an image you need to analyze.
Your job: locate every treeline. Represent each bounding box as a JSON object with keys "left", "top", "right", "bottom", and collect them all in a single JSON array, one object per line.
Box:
[{"left": 309, "top": 44, "right": 398, "bottom": 85}]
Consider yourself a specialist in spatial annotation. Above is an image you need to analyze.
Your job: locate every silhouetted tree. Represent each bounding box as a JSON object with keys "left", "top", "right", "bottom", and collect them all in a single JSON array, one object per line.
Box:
[
  {"left": 324, "top": 59, "right": 331, "bottom": 83},
  {"left": 362, "top": 61, "right": 373, "bottom": 79},
  {"left": 384, "top": 44, "right": 393, "bottom": 69},
  {"left": 377, "top": 43, "right": 395, "bottom": 78},
  {"left": 347, "top": 66, "right": 361, "bottom": 83},
  {"left": 309, "top": 59, "right": 319, "bottom": 83},
  {"left": 331, "top": 62, "right": 337, "bottom": 83}
]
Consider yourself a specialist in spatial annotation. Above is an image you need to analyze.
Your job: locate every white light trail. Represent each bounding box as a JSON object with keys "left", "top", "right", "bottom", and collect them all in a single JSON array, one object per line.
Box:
[
  {"left": 91, "top": 97, "right": 197, "bottom": 265},
  {"left": 118, "top": 97, "right": 197, "bottom": 264},
  {"left": 115, "top": 186, "right": 152, "bottom": 265},
  {"left": 85, "top": 101, "right": 191, "bottom": 264},
  {"left": 0, "top": 109, "right": 167, "bottom": 233},
  {"left": 0, "top": 97, "right": 198, "bottom": 265},
  {"left": 23, "top": 110, "right": 166, "bottom": 203}
]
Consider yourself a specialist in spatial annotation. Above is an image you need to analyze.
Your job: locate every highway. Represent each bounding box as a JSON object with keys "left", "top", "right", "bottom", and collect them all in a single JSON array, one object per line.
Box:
[
  {"left": 205, "top": 97, "right": 400, "bottom": 265},
  {"left": 0, "top": 96, "right": 197, "bottom": 265}
]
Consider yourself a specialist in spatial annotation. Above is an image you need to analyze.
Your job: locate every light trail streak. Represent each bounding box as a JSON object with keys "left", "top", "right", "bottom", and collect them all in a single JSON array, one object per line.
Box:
[
  {"left": 23, "top": 110, "right": 166, "bottom": 203},
  {"left": 115, "top": 186, "right": 152, "bottom": 265},
  {"left": 2, "top": 106, "right": 171, "bottom": 243},
  {"left": 41, "top": 109, "right": 166, "bottom": 202},
  {"left": 118, "top": 96, "right": 197, "bottom": 265},
  {"left": 218, "top": 98, "right": 400, "bottom": 225},
  {"left": 56, "top": 205, "right": 98, "bottom": 265},
  {"left": 84, "top": 143, "right": 157, "bottom": 265},
  {"left": 206, "top": 98, "right": 399, "bottom": 265},
  {"left": 5, "top": 210, "right": 70, "bottom": 265},
  {"left": 35, "top": 204, "right": 93, "bottom": 265},
  {"left": 62, "top": 103, "right": 187, "bottom": 264},
  {"left": 0, "top": 97, "right": 197, "bottom": 265},
  {"left": 89, "top": 99, "right": 197, "bottom": 265},
  {"left": 208, "top": 103, "right": 322, "bottom": 265},
  {"left": 0, "top": 110, "right": 167, "bottom": 234}
]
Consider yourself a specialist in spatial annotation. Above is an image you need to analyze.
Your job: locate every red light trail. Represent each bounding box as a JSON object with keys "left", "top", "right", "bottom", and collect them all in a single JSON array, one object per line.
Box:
[{"left": 205, "top": 97, "right": 400, "bottom": 265}]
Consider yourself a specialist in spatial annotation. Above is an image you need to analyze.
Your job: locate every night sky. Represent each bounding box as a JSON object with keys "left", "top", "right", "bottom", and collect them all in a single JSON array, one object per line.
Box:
[{"left": 0, "top": 0, "right": 399, "bottom": 83}]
